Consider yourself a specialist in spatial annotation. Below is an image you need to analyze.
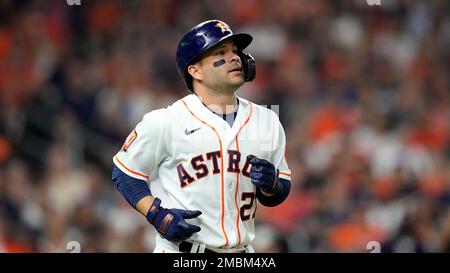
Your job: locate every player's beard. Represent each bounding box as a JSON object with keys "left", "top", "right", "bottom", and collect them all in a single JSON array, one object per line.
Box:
[
  {"left": 198, "top": 59, "right": 244, "bottom": 94},
  {"left": 228, "top": 70, "right": 245, "bottom": 85},
  {"left": 210, "top": 71, "right": 244, "bottom": 94}
]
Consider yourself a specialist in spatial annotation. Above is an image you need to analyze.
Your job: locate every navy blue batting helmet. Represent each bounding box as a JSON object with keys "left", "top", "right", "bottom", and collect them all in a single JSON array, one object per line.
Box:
[{"left": 176, "top": 20, "right": 255, "bottom": 92}]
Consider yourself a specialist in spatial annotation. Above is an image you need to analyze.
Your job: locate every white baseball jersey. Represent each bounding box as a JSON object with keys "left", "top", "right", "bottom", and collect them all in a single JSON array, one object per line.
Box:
[{"left": 113, "top": 94, "right": 291, "bottom": 251}]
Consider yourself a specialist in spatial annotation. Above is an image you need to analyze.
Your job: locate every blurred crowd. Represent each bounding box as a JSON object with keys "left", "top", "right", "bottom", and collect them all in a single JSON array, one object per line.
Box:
[{"left": 0, "top": 0, "right": 449, "bottom": 252}]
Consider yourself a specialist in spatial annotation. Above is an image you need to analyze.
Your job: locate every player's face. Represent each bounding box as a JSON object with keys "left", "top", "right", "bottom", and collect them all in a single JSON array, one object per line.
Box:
[{"left": 197, "top": 40, "right": 244, "bottom": 92}]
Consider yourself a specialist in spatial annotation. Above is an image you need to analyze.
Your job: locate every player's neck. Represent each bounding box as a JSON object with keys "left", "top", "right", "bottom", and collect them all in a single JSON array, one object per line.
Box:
[{"left": 195, "top": 91, "right": 238, "bottom": 114}]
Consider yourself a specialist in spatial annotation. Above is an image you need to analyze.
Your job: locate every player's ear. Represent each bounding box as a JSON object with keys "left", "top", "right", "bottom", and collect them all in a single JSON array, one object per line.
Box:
[{"left": 187, "top": 64, "right": 204, "bottom": 81}]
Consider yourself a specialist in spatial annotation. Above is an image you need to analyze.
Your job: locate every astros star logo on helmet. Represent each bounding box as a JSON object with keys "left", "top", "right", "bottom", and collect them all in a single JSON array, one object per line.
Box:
[{"left": 214, "top": 22, "right": 231, "bottom": 33}]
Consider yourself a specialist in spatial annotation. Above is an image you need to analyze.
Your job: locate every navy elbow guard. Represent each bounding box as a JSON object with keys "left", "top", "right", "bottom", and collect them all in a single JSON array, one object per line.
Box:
[{"left": 112, "top": 165, "right": 152, "bottom": 208}]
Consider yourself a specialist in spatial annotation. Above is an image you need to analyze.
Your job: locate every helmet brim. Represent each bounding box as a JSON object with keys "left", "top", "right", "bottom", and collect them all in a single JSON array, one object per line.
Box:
[
  {"left": 191, "top": 33, "right": 253, "bottom": 64},
  {"left": 229, "top": 33, "right": 253, "bottom": 51},
  {"left": 184, "top": 33, "right": 252, "bottom": 91}
]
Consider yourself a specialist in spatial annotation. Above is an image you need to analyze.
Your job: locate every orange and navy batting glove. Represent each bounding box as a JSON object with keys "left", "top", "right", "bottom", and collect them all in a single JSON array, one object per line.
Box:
[{"left": 146, "top": 198, "right": 202, "bottom": 242}]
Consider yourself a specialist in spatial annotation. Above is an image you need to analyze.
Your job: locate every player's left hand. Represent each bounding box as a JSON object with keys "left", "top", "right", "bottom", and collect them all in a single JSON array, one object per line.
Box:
[{"left": 247, "top": 155, "right": 279, "bottom": 194}]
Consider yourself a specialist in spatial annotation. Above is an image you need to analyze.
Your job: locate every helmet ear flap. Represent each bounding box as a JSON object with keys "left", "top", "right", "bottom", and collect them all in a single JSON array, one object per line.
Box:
[{"left": 240, "top": 53, "right": 256, "bottom": 82}]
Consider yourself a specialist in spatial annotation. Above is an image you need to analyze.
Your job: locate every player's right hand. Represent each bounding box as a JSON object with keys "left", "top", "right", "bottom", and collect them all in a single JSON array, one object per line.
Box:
[{"left": 146, "top": 198, "right": 202, "bottom": 242}]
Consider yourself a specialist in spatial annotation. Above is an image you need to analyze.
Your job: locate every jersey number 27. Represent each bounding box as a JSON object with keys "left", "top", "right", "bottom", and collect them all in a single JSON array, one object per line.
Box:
[{"left": 240, "top": 192, "right": 256, "bottom": 221}]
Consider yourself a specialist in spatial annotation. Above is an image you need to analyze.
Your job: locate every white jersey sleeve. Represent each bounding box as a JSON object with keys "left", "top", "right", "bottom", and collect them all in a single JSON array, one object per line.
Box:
[
  {"left": 113, "top": 109, "right": 168, "bottom": 181},
  {"left": 270, "top": 113, "right": 291, "bottom": 181}
]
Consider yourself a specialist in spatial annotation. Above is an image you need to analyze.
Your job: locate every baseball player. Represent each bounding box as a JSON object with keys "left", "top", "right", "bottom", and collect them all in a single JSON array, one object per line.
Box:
[{"left": 112, "top": 20, "right": 291, "bottom": 253}]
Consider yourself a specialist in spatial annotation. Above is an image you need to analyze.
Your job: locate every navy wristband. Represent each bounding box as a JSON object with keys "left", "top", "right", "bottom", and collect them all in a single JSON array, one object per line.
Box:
[
  {"left": 256, "top": 178, "right": 291, "bottom": 207},
  {"left": 146, "top": 197, "right": 162, "bottom": 223}
]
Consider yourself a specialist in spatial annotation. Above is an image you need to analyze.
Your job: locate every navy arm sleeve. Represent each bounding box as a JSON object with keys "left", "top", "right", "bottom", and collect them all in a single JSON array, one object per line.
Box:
[
  {"left": 112, "top": 165, "right": 152, "bottom": 208},
  {"left": 255, "top": 178, "right": 291, "bottom": 207}
]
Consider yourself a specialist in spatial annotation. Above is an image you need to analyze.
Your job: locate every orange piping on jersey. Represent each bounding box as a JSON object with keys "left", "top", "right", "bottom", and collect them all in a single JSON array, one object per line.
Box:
[
  {"left": 233, "top": 154, "right": 242, "bottom": 246},
  {"left": 182, "top": 99, "right": 229, "bottom": 246},
  {"left": 114, "top": 155, "right": 149, "bottom": 180},
  {"left": 279, "top": 171, "right": 291, "bottom": 177},
  {"left": 234, "top": 102, "right": 253, "bottom": 246},
  {"left": 281, "top": 147, "right": 291, "bottom": 178}
]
